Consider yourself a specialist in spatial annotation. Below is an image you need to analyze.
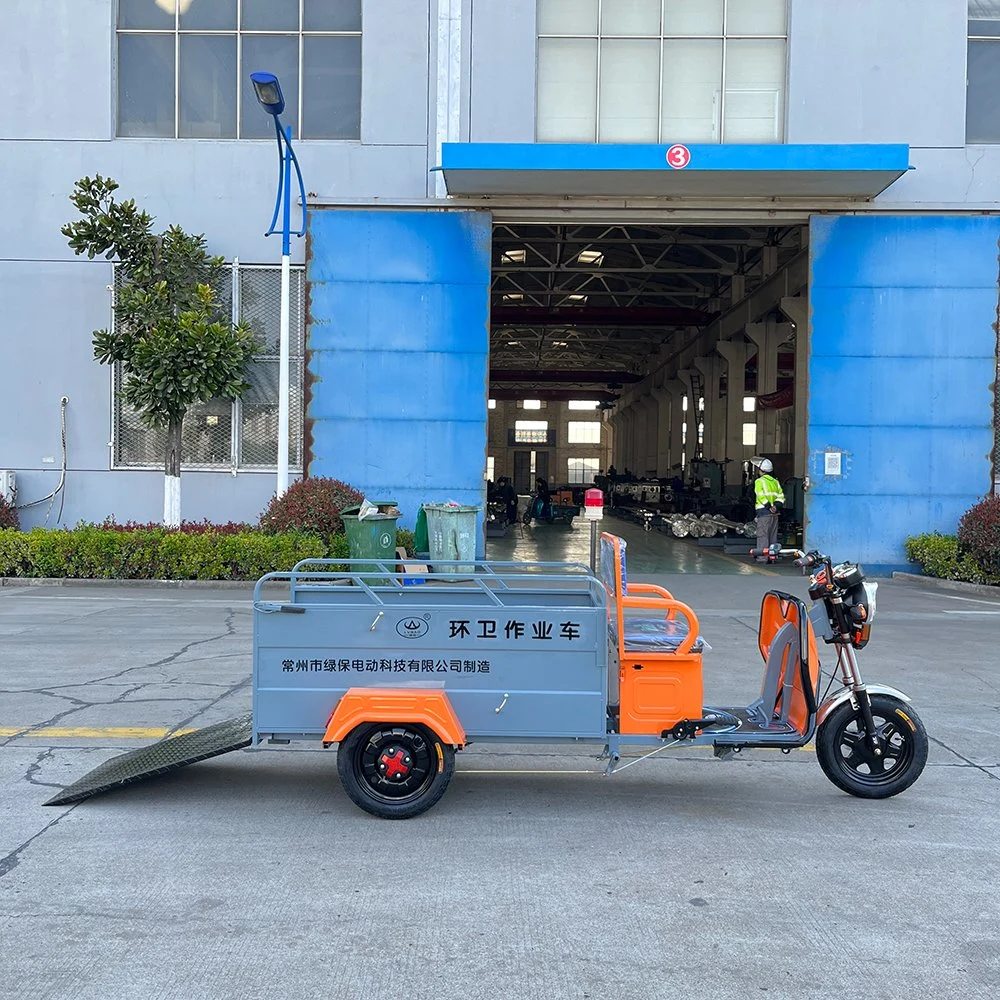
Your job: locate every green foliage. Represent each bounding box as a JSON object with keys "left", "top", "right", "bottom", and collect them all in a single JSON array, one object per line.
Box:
[
  {"left": 0, "top": 494, "right": 18, "bottom": 531},
  {"left": 904, "top": 533, "right": 1000, "bottom": 586},
  {"left": 259, "top": 477, "right": 366, "bottom": 538},
  {"left": 957, "top": 494, "right": 1000, "bottom": 579},
  {"left": 396, "top": 528, "right": 415, "bottom": 555},
  {"left": 0, "top": 527, "right": 332, "bottom": 581},
  {"left": 61, "top": 175, "right": 259, "bottom": 434}
]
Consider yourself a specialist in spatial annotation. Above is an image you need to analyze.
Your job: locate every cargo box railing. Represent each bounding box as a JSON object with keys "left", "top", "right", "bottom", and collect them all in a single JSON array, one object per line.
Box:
[{"left": 253, "top": 558, "right": 607, "bottom": 610}]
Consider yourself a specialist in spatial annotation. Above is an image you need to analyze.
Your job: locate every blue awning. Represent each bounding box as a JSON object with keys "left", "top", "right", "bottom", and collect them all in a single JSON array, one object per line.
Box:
[{"left": 438, "top": 143, "right": 911, "bottom": 200}]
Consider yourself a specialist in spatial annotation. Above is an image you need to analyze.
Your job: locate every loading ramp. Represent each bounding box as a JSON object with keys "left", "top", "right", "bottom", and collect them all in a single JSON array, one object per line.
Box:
[{"left": 44, "top": 714, "right": 253, "bottom": 807}]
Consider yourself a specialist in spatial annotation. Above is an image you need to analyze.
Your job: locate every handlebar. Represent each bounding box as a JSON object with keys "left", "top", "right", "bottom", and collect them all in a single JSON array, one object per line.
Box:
[{"left": 749, "top": 546, "right": 830, "bottom": 569}]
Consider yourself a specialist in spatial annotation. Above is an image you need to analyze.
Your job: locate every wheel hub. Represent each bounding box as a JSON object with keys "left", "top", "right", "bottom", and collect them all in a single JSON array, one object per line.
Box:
[{"left": 378, "top": 747, "right": 412, "bottom": 780}]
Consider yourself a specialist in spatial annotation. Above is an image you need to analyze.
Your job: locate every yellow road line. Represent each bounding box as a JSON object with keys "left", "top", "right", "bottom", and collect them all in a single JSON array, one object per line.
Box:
[{"left": 0, "top": 726, "right": 194, "bottom": 739}]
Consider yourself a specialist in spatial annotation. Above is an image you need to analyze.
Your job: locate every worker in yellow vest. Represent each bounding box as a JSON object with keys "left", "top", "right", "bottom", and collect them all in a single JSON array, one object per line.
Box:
[{"left": 753, "top": 458, "right": 785, "bottom": 562}]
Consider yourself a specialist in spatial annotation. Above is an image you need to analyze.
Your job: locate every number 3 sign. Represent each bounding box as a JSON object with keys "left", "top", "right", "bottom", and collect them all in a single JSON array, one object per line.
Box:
[{"left": 665, "top": 144, "right": 691, "bottom": 169}]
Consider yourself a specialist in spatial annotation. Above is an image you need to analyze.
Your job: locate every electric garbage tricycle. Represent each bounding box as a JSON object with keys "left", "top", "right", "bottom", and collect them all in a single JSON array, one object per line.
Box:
[{"left": 46, "top": 533, "right": 928, "bottom": 818}]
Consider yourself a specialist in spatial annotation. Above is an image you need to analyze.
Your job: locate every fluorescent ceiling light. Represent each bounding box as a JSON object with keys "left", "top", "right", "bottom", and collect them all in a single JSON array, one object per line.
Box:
[
  {"left": 577, "top": 250, "right": 604, "bottom": 265},
  {"left": 502, "top": 293, "right": 524, "bottom": 302},
  {"left": 501, "top": 249, "right": 527, "bottom": 264}
]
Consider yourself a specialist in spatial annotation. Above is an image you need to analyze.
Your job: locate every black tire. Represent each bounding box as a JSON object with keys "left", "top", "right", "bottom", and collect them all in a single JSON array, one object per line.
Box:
[
  {"left": 816, "top": 694, "right": 928, "bottom": 799},
  {"left": 337, "top": 722, "right": 455, "bottom": 819}
]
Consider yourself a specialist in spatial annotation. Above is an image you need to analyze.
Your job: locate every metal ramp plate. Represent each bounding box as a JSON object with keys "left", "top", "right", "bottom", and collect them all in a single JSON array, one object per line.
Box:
[{"left": 44, "top": 713, "right": 253, "bottom": 806}]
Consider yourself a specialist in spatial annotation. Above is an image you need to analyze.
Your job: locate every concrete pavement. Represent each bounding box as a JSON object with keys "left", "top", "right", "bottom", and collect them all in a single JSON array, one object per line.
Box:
[{"left": 1, "top": 562, "right": 998, "bottom": 1000}]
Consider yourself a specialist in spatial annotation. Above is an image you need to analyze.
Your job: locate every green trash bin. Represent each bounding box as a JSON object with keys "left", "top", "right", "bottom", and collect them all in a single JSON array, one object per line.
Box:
[
  {"left": 341, "top": 502, "right": 399, "bottom": 585},
  {"left": 414, "top": 506, "right": 429, "bottom": 556},
  {"left": 422, "top": 503, "right": 481, "bottom": 574}
]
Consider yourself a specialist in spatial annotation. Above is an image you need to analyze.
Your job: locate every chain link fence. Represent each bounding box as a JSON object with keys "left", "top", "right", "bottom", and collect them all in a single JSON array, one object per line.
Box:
[{"left": 113, "top": 262, "right": 305, "bottom": 470}]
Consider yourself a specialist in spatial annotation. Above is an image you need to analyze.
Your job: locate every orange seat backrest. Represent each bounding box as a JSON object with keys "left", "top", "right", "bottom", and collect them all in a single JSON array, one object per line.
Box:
[{"left": 758, "top": 592, "right": 820, "bottom": 734}]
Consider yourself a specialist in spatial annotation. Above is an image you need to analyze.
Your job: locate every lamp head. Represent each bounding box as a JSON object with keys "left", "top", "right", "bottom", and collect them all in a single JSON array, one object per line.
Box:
[{"left": 250, "top": 72, "right": 285, "bottom": 116}]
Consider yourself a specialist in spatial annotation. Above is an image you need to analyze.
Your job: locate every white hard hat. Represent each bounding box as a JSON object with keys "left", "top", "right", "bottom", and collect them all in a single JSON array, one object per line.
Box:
[{"left": 758, "top": 458, "right": 773, "bottom": 473}]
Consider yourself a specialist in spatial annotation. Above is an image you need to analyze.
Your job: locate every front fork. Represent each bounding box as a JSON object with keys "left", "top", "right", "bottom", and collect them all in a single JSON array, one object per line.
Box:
[{"left": 836, "top": 642, "right": 884, "bottom": 759}]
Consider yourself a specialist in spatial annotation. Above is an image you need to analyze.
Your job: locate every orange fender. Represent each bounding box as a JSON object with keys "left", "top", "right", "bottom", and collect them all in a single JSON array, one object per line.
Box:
[{"left": 323, "top": 688, "right": 466, "bottom": 747}]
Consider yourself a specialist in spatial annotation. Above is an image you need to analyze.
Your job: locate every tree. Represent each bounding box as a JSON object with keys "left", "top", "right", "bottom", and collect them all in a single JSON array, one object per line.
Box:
[{"left": 62, "top": 176, "right": 259, "bottom": 526}]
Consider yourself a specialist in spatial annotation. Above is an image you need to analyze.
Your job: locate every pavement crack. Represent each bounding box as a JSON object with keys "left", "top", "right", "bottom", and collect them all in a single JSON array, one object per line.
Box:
[
  {"left": 0, "top": 611, "right": 241, "bottom": 746},
  {"left": 963, "top": 669, "right": 1000, "bottom": 696},
  {"left": 109, "top": 683, "right": 149, "bottom": 704},
  {"left": 24, "top": 748, "right": 63, "bottom": 790},
  {"left": 929, "top": 735, "right": 1000, "bottom": 782},
  {"left": 0, "top": 807, "right": 76, "bottom": 880}
]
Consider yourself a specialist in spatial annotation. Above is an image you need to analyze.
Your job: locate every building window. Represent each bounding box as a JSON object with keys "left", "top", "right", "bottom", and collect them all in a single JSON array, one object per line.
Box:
[
  {"left": 536, "top": 0, "right": 787, "bottom": 144},
  {"left": 116, "top": 0, "right": 362, "bottom": 139},
  {"left": 486, "top": 456, "right": 495, "bottom": 481},
  {"left": 567, "top": 457, "right": 600, "bottom": 483},
  {"left": 112, "top": 262, "right": 305, "bottom": 470},
  {"left": 567, "top": 399, "right": 600, "bottom": 410},
  {"left": 567, "top": 420, "right": 602, "bottom": 444},
  {"left": 742, "top": 422, "right": 757, "bottom": 446},
  {"left": 968, "top": 1, "right": 1000, "bottom": 142},
  {"left": 520, "top": 399, "right": 543, "bottom": 409},
  {"left": 514, "top": 420, "right": 549, "bottom": 443}
]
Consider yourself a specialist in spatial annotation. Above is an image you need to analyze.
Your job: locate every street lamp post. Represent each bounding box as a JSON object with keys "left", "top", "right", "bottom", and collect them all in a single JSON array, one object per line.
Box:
[{"left": 250, "top": 71, "right": 306, "bottom": 498}]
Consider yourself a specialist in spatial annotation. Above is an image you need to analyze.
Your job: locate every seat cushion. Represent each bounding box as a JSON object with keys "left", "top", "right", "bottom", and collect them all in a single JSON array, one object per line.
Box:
[{"left": 623, "top": 617, "right": 707, "bottom": 653}]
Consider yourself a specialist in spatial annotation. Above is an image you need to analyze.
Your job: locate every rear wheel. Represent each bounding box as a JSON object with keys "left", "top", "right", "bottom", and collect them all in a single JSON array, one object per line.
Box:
[
  {"left": 816, "top": 694, "right": 928, "bottom": 799},
  {"left": 337, "top": 722, "right": 455, "bottom": 818}
]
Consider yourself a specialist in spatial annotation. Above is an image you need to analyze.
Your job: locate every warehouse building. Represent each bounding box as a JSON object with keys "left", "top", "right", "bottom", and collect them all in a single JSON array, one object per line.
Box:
[{"left": 3, "top": 0, "right": 999, "bottom": 571}]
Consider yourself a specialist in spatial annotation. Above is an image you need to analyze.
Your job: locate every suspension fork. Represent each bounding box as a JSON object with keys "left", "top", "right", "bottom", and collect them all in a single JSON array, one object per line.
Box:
[{"left": 836, "top": 640, "right": 884, "bottom": 758}]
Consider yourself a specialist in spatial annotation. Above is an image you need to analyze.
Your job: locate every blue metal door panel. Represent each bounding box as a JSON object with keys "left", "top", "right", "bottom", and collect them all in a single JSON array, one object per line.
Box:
[
  {"left": 307, "top": 209, "right": 492, "bottom": 544},
  {"left": 808, "top": 216, "right": 998, "bottom": 572}
]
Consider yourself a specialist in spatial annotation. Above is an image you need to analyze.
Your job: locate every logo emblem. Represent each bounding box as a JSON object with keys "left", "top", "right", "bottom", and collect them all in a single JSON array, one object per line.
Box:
[{"left": 396, "top": 617, "right": 429, "bottom": 639}]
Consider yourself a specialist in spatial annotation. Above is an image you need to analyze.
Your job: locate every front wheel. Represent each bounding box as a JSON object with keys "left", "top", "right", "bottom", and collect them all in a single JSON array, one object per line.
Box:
[
  {"left": 816, "top": 694, "right": 928, "bottom": 799},
  {"left": 337, "top": 722, "right": 455, "bottom": 818}
]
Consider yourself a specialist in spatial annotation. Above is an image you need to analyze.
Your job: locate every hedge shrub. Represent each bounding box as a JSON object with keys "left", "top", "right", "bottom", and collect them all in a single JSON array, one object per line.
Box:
[
  {"left": 904, "top": 532, "right": 1000, "bottom": 586},
  {"left": 957, "top": 494, "right": 1000, "bottom": 580},
  {"left": 0, "top": 495, "right": 18, "bottom": 531},
  {"left": 98, "top": 518, "right": 254, "bottom": 535},
  {"left": 0, "top": 526, "right": 343, "bottom": 581},
  {"left": 259, "top": 477, "right": 364, "bottom": 538}
]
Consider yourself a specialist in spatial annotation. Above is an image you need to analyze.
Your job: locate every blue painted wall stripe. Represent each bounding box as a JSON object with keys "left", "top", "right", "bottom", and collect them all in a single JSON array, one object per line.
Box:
[
  {"left": 441, "top": 142, "right": 910, "bottom": 174},
  {"left": 307, "top": 209, "right": 492, "bottom": 547},
  {"left": 808, "top": 215, "right": 998, "bottom": 573}
]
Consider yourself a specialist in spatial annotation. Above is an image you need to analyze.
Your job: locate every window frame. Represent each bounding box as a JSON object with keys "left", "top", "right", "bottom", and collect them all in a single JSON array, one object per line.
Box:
[
  {"left": 535, "top": 0, "right": 789, "bottom": 144},
  {"left": 110, "top": 260, "right": 306, "bottom": 473},
  {"left": 514, "top": 419, "right": 550, "bottom": 444},
  {"left": 115, "top": 0, "right": 363, "bottom": 140},
  {"left": 567, "top": 456, "right": 600, "bottom": 484},
  {"left": 567, "top": 420, "right": 602, "bottom": 444},
  {"left": 967, "top": 4, "right": 1000, "bottom": 144}
]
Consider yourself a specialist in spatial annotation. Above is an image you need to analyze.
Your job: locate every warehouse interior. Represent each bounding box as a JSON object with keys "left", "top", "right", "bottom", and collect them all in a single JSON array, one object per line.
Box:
[{"left": 485, "top": 221, "right": 809, "bottom": 559}]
